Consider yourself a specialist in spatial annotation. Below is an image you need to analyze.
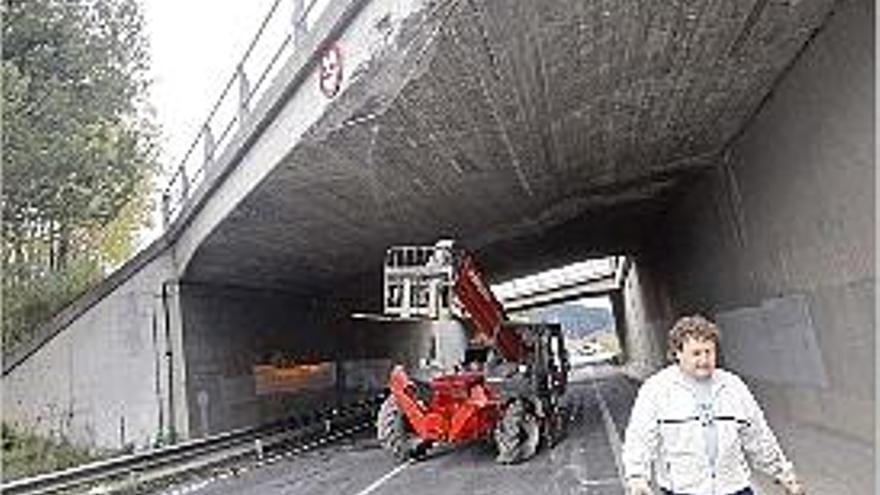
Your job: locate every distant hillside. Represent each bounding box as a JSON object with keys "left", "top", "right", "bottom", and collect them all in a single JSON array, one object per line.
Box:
[{"left": 521, "top": 303, "right": 614, "bottom": 338}]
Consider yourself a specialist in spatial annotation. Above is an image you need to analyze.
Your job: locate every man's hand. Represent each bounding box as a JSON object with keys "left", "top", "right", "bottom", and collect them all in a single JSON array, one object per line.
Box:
[
  {"left": 626, "top": 477, "right": 652, "bottom": 495},
  {"left": 778, "top": 471, "right": 805, "bottom": 495},
  {"left": 780, "top": 477, "right": 805, "bottom": 495}
]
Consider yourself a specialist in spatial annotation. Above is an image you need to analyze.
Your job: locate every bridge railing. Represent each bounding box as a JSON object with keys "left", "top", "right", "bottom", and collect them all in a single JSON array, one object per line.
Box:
[{"left": 161, "top": 0, "right": 333, "bottom": 228}]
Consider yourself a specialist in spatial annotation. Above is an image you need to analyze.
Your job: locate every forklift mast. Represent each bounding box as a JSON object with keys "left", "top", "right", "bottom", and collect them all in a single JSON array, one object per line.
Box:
[{"left": 383, "top": 240, "right": 528, "bottom": 363}]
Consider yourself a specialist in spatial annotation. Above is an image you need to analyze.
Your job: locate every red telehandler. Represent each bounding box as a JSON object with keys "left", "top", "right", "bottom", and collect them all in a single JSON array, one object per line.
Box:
[{"left": 374, "top": 240, "right": 569, "bottom": 463}]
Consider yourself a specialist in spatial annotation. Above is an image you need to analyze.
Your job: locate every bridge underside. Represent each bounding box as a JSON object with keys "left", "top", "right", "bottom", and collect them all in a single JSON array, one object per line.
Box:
[{"left": 184, "top": 0, "right": 837, "bottom": 293}]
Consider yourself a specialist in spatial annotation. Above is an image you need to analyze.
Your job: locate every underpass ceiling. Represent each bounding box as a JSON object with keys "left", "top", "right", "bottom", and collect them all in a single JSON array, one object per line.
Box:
[{"left": 185, "top": 0, "right": 836, "bottom": 294}]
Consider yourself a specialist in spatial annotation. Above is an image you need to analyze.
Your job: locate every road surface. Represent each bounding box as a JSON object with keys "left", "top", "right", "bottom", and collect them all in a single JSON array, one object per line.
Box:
[{"left": 161, "top": 366, "right": 638, "bottom": 495}]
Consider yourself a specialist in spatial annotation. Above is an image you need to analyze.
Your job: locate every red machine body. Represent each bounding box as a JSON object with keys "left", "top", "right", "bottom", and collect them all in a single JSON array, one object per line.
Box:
[{"left": 388, "top": 366, "right": 499, "bottom": 442}]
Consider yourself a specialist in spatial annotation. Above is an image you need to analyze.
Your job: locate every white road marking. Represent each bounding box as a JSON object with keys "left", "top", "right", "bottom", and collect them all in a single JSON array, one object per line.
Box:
[
  {"left": 578, "top": 477, "right": 621, "bottom": 487},
  {"left": 592, "top": 379, "right": 626, "bottom": 484},
  {"left": 352, "top": 461, "right": 412, "bottom": 495}
]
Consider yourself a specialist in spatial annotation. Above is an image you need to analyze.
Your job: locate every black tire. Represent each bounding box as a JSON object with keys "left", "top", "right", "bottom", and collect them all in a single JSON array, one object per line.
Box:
[
  {"left": 543, "top": 402, "right": 568, "bottom": 448},
  {"left": 376, "top": 395, "right": 417, "bottom": 461},
  {"left": 494, "top": 399, "right": 540, "bottom": 464}
]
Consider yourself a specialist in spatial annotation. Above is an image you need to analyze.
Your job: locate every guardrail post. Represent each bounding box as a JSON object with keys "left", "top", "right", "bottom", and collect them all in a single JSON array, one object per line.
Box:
[
  {"left": 292, "top": 0, "right": 307, "bottom": 45},
  {"left": 238, "top": 63, "right": 250, "bottom": 125},
  {"left": 203, "top": 124, "right": 215, "bottom": 168},
  {"left": 180, "top": 166, "right": 191, "bottom": 202},
  {"left": 161, "top": 192, "right": 171, "bottom": 228},
  {"left": 254, "top": 438, "right": 264, "bottom": 460}
]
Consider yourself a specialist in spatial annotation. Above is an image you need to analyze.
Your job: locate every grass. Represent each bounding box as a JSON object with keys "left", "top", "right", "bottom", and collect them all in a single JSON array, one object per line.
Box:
[{"left": 1, "top": 422, "right": 99, "bottom": 482}]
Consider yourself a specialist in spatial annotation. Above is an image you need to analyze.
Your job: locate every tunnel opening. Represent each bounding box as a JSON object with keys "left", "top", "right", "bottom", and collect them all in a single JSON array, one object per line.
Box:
[
  {"left": 510, "top": 295, "right": 620, "bottom": 368},
  {"left": 492, "top": 256, "right": 624, "bottom": 370}
]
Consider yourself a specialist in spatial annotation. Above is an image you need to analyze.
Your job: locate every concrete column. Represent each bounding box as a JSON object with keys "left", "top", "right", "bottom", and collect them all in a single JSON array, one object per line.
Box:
[
  {"left": 203, "top": 124, "right": 215, "bottom": 169},
  {"left": 237, "top": 64, "right": 250, "bottom": 125},
  {"left": 292, "top": 0, "right": 307, "bottom": 44},
  {"left": 162, "top": 280, "right": 191, "bottom": 441}
]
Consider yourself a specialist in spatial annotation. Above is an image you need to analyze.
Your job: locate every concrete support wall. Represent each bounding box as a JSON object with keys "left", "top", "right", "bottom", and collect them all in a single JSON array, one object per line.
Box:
[
  {"left": 2, "top": 253, "right": 182, "bottom": 451},
  {"left": 618, "top": 258, "right": 673, "bottom": 379},
  {"left": 647, "top": 1, "right": 874, "bottom": 491}
]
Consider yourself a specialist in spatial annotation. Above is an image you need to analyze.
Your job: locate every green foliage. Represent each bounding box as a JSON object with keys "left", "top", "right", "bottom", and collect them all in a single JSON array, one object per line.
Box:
[
  {"left": 1, "top": 422, "right": 99, "bottom": 481},
  {"left": 151, "top": 429, "right": 178, "bottom": 449},
  {"left": 3, "top": 0, "right": 155, "bottom": 229},
  {"left": 2, "top": 259, "right": 101, "bottom": 350},
  {"left": 2, "top": 0, "right": 158, "bottom": 350}
]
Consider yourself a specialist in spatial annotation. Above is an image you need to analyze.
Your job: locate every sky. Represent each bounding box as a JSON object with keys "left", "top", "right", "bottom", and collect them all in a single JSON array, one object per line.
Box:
[
  {"left": 135, "top": 0, "right": 335, "bottom": 248},
  {"left": 143, "top": 0, "right": 285, "bottom": 169},
  {"left": 139, "top": 0, "right": 277, "bottom": 244},
  {"left": 143, "top": 0, "right": 275, "bottom": 168}
]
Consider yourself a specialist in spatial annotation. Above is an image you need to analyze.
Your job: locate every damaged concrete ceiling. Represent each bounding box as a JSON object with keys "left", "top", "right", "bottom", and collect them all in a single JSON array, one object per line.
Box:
[{"left": 185, "top": 0, "right": 837, "bottom": 294}]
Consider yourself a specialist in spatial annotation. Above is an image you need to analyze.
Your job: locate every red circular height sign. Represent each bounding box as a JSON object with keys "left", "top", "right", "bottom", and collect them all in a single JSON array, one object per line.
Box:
[{"left": 319, "top": 44, "right": 343, "bottom": 98}]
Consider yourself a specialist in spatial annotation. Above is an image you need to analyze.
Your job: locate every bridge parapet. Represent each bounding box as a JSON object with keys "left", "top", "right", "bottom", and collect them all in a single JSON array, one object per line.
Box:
[{"left": 160, "top": 0, "right": 342, "bottom": 227}]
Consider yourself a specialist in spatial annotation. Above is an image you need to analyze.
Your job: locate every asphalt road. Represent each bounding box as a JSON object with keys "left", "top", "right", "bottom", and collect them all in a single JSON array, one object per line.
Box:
[{"left": 160, "top": 366, "right": 639, "bottom": 495}]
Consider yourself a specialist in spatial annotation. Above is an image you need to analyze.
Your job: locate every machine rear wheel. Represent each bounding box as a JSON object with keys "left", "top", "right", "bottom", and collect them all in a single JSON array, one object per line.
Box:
[
  {"left": 543, "top": 400, "right": 569, "bottom": 448},
  {"left": 377, "top": 395, "right": 418, "bottom": 461},
  {"left": 494, "top": 399, "right": 540, "bottom": 464}
]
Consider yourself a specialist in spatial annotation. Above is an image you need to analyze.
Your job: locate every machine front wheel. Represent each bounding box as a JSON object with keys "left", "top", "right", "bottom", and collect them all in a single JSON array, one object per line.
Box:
[
  {"left": 377, "top": 395, "right": 419, "bottom": 461},
  {"left": 494, "top": 399, "right": 540, "bottom": 464}
]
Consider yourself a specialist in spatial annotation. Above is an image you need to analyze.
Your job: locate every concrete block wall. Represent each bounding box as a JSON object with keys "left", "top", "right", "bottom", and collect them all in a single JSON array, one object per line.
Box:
[
  {"left": 2, "top": 253, "right": 179, "bottom": 451},
  {"left": 179, "top": 284, "right": 337, "bottom": 436}
]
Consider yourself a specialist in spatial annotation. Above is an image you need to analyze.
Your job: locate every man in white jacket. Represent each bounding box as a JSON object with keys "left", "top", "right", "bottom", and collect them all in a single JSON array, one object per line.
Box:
[{"left": 622, "top": 315, "right": 805, "bottom": 495}]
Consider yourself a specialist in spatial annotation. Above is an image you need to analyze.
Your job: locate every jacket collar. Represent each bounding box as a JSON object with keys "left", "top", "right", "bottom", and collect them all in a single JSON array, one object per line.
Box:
[{"left": 666, "top": 364, "right": 728, "bottom": 396}]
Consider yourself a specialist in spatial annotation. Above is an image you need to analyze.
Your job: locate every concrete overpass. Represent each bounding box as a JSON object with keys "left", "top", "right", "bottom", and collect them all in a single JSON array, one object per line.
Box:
[{"left": 3, "top": 0, "right": 873, "bottom": 490}]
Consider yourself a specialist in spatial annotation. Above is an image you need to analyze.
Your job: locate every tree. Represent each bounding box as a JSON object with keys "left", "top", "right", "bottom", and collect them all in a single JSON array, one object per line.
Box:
[{"left": 2, "top": 0, "right": 158, "bottom": 349}]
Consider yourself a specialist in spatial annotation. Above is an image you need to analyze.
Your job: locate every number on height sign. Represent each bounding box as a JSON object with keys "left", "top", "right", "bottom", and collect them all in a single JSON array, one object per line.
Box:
[{"left": 319, "top": 44, "right": 343, "bottom": 98}]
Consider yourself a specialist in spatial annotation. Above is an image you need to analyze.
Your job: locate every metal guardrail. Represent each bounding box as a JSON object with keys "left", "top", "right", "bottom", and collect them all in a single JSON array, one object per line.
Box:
[
  {"left": 1, "top": 395, "right": 384, "bottom": 495},
  {"left": 160, "top": 0, "right": 334, "bottom": 228}
]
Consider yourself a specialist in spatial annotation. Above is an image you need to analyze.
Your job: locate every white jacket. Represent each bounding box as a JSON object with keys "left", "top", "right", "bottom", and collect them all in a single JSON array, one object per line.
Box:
[{"left": 622, "top": 366, "right": 794, "bottom": 495}]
